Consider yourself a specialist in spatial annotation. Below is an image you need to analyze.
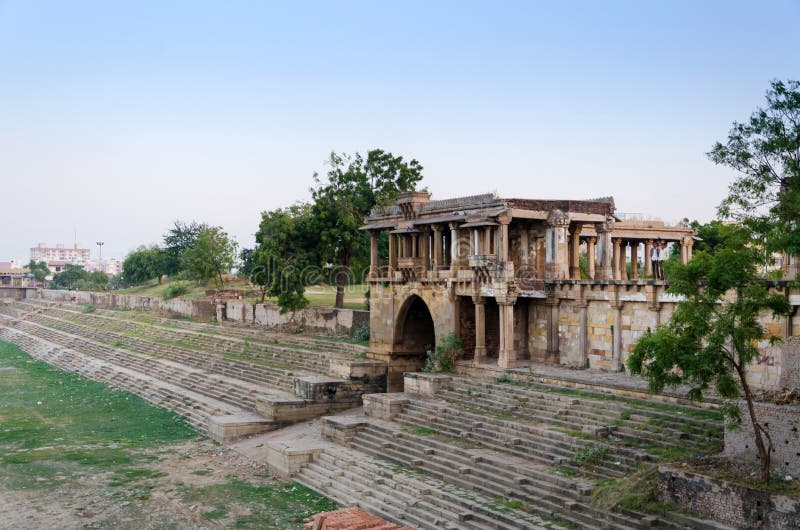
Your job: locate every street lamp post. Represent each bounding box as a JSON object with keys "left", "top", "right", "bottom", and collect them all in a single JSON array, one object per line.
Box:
[{"left": 96, "top": 241, "right": 104, "bottom": 273}]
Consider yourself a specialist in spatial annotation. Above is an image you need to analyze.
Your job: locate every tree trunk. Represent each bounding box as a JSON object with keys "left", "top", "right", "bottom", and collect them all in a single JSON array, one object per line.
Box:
[
  {"left": 158, "top": 275, "right": 164, "bottom": 285},
  {"left": 335, "top": 275, "right": 346, "bottom": 309},
  {"left": 737, "top": 364, "right": 772, "bottom": 483},
  {"left": 334, "top": 254, "right": 349, "bottom": 309}
]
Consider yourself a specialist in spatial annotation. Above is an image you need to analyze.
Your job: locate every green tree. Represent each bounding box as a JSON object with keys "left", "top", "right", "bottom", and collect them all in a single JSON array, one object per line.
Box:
[
  {"left": 181, "top": 226, "right": 238, "bottom": 288},
  {"left": 88, "top": 270, "right": 109, "bottom": 290},
  {"left": 710, "top": 79, "right": 800, "bottom": 256},
  {"left": 51, "top": 264, "right": 90, "bottom": 290},
  {"left": 628, "top": 231, "right": 791, "bottom": 483},
  {"left": 121, "top": 246, "right": 171, "bottom": 285},
  {"left": 311, "top": 149, "right": 424, "bottom": 308},
  {"left": 238, "top": 247, "right": 256, "bottom": 279},
  {"left": 251, "top": 204, "right": 318, "bottom": 311},
  {"left": 162, "top": 220, "right": 207, "bottom": 276},
  {"left": 25, "top": 260, "right": 50, "bottom": 281},
  {"left": 688, "top": 219, "right": 738, "bottom": 254}
]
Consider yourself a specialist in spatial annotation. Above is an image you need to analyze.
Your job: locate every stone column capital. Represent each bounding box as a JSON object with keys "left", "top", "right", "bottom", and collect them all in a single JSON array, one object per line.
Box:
[{"left": 471, "top": 295, "right": 486, "bottom": 305}]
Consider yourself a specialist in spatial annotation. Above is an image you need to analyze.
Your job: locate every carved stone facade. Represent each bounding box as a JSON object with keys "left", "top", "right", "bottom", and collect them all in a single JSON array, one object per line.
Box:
[{"left": 362, "top": 191, "right": 798, "bottom": 391}]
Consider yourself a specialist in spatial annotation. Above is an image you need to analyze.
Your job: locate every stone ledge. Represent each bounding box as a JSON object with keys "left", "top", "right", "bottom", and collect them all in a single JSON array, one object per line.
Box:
[
  {"left": 265, "top": 440, "right": 325, "bottom": 479},
  {"left": 404, "top": 372, "right": 452, "bottom": 396},
  {"left": 207, "top": 413, "right": 274, "bottom": 442},
  {"left": 362, "top": 393, "right": 410, "bottom": 420},
  {"left": 328, "top": 357, "right": 387, "bottom": 380},
  {"left": 320, "top": 415, "right": 367, "bottom": 444}
]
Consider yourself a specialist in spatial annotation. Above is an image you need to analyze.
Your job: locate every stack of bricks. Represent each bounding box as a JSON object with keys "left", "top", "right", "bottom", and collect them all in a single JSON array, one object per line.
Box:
[{"left": 304, "top": 507, "right": 416, "bottom": 530}]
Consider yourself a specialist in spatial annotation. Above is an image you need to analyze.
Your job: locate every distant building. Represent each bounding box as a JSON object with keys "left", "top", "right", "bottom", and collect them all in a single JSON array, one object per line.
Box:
[
  {"left": 84, "top": 258, "right": 122, "bottom": 275},
  {"left": 31, "top": 243, "right": 91, "bottom": 265}
]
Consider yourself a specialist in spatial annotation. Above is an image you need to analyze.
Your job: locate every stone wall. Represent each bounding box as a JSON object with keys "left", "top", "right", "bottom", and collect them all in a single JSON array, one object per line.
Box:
[
  {"left": 779, "top": 337, "right": 800, "bottom": 391},
  {"left": 657, "top": 466, "right": 800, "bottom": 529},
  {"left": 34, "top": 289, "right": 215, "bottom": 320},
  {"left": 222, "top": 300, "right": 368, "bottom": 335},
  {"left": 724, "top": 401, "right": 800, "bottom": 479}
]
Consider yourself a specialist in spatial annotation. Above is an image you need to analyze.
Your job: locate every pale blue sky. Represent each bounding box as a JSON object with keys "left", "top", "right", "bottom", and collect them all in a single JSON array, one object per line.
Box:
[{"left": 1, "top": 0, "right": 798, "bottom": 261}]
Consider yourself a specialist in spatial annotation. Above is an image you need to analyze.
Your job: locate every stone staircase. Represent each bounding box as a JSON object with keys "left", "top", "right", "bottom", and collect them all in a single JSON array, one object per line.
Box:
[
  {"left": 0, "top": 300, "right": 383, "bottom": 440},
  {"left": 287, "top": 377, "right": 729, "bottom": 530},
  {"left": 0, "top": 326, "right": 238, "bottom": 435},
  {"left": 21, "top": 299, "right": 367, "bottom": 358},
  {"left": 19, "top": 301, "right": 360, "bottom": 374},
  {"left": 295, "top": 444, "right": 570, "bottom": 530},
  {"left": 436, "top": 378, "right": 723, "bottom": 459}
]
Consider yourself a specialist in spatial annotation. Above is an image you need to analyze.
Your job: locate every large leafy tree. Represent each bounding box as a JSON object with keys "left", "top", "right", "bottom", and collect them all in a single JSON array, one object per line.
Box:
[
  {"left": 710, "top": 79, "right": 800, "bottom": 256},
  {"left": 162, "top": 220, "right": 207, "bottom": 276},
  {"left": 181, "top": 226, "right": 238, "bottom": 288},
  {"left": 121, "top": 246, "right": 171, "bottom": 285},
  {"left": 628, "top": 230, "right": 791, "bottom": 482},
  {"left": 311, "top": 150, "right": 424, "bottom": 308},
  {"left": 251, "top": 204, "right": 319, "bottom": 311}
]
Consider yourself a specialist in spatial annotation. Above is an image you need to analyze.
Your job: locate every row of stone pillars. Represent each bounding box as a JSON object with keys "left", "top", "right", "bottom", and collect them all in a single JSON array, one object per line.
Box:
[
  {"left": 472, "top": 295, "right": 517, "bottom": 369},
  {"left": 578, "top": 236, "right": 694, "bottom": 281}
]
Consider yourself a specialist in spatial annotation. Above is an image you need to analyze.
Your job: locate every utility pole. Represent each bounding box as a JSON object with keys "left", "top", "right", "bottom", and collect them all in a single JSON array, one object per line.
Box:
[{"left": 96, "top": 241, "right": 104, "bottom": 273}]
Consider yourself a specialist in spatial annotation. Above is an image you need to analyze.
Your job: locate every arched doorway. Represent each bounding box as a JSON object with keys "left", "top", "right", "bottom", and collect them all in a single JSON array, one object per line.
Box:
[{"left": 393, "top": 294, "right": 436, "bottom": 377}]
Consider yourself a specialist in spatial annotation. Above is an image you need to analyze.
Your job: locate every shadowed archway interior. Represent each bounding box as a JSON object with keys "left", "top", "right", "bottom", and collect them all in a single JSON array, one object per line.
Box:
[{"left": 394, "top": 295, "right": 436, "bottom": 370}]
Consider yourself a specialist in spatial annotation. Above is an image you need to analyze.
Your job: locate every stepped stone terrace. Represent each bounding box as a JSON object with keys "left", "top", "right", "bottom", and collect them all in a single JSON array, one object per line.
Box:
[{"left": 0, "top": 299, "right": 385, "bottom": 441}]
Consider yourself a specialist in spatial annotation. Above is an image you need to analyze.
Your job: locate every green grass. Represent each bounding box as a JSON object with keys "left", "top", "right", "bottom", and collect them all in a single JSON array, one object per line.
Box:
[
  {"left": 179, "top": 478, "right": 337, "bottom": 529},
  {"left": 0, "top": 339, "right": 339, "bottom": 526},
  {"left": 0, "top": 338, "right": 196, "bottom": 490}
]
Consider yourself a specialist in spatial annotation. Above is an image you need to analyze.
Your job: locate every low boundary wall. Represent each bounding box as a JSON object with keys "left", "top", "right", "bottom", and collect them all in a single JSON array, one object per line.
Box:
[
  {"left": 222, "top": 300, "right": 368, "bottom": 335},
  {"left": 33, "top": 289, "right": 216, "bottom": 321},
  {"left": 29, "top": 289, "right": 368, "bottom": 334}
]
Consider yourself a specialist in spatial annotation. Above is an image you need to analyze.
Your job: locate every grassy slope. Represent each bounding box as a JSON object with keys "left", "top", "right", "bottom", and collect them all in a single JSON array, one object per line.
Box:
[{"left": 0, "top": 339, "right": 337, "bottom": 528}]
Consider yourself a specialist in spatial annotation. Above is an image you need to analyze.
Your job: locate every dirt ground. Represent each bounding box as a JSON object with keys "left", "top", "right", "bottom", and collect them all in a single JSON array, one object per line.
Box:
[{"left": 0, "top": 437, "right": 309, "bottom": 530}]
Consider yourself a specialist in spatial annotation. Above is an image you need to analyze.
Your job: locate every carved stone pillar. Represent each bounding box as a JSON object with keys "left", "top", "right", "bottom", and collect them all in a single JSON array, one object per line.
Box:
[
  {"left": 369, "top": 230, "right": 379, "bottom": 278},
  {"left": 520, "top": 224, "right": 529, "bottom": 264},
  {"left": 388, "top": 233, "right": 397, "bottom": 275},
  {"left": 432, "top": 225, "right": 442, "bottom": 270},
  {"left": 612, "top": 303, "right": 623, "bottom": 371},
  {"left": 595, "top": 216, "right": 614, "bottom": 280},
  {"left": 545, "top": 210, "right": 570, "bottom": 280},
  {"left": 498, "top": 298, "right": 517, "bottom": 369},
  {"left": 546, "top": 296, "right": 560, "bottom": 363},
  {"left": 449, "top": 223, "right": 460, "bottom": 274},
  {"left": 473, "top": 296, "right": 487, "bottom": 365},
  {"left": 630, "top": 241, "right": 639, "bottom": 279},
  {"left": 570, "top": 225, "right": 582, "bottom": 280},
  {"left": 644, "top": 239, "right": 653, "bottom": 277},
  {"left": 612, "top": 238, "right": 622, "bottom": 281},
  {"left": 586, "top": 236, "right": 596, "bottom": 280},
  {"left": 578, "top": 300, "right": 589, "bottom": 368}
]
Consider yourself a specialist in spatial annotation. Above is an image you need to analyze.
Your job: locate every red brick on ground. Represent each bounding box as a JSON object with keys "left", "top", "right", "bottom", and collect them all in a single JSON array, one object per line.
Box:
[{"left": 304, "top": 507, "right": 417, "bottom": 530}]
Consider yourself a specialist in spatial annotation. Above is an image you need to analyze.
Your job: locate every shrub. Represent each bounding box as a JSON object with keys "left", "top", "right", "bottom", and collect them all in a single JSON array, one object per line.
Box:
[
  {"left": 163, "top": 281, "right": 190, "bottom": 300},
  {"left": 423, "top": 333, "right": 462, "bottom": 373},
  {"left": 352, "top": 322, "right": 370, "bottom": 343}
]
